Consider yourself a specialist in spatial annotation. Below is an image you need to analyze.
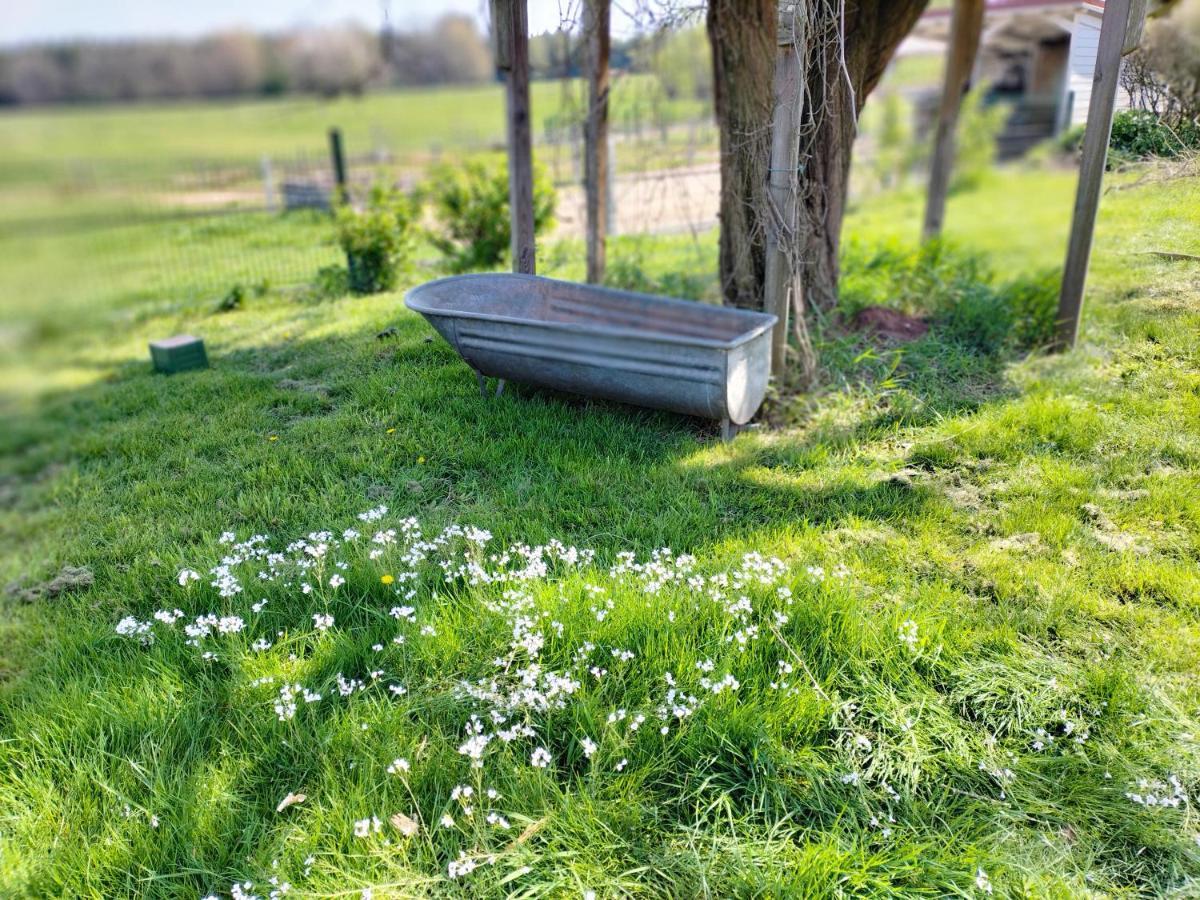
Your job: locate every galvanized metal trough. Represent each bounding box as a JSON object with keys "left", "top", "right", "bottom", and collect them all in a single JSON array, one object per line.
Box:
[{"left": 405, "top": 273, "right": 777, "bottom": 439}]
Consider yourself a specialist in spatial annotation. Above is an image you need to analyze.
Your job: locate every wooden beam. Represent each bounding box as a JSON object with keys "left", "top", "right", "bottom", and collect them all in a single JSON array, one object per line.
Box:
[
  {"left": 763, "top": 6, "right": 813, "bottom": 383},
  {"left": 921, "top": 0, "right": 986, "bottom": 242},
  {"left": 1054, "top": 0, "right": 1134, "bottom": 349},
  {"left": 490, "top": 0, "right": 512, "bottom": 70},
  {"left": 1125, "top": 0, "right": 1150, "bottom": 52},
  {"left": 763, "top": 44, "right": 800, "bottom": 379},
  {"left": 492, "top": 0, "right": 536, "bottom": 275},
  {"left": 583, "top": 0, "right": 611, "bottom": 284},
  {"left": 328, "top": 127, "right": 348, "bottom": 206}
]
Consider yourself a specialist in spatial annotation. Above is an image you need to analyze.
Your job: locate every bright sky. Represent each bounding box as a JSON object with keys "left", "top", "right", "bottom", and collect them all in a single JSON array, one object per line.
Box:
[{"left": 0, "top": 0, "right": 632, "bottom": 47}]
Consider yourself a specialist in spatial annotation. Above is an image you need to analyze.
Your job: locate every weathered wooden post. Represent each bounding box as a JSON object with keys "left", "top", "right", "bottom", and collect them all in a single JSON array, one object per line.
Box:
[
  {"left": 921, "top": 0, "right": 986, "bottom": 242},
  {"left": 583, "top": 0, "right": 611, "bottom": 284},
  {"left": 491, "top": 0, "right": 537, "bottom": 275},
  {"left": 328, "top": 128, "right": 348, "bottom": 205},
  {"left": 260, "top": 154, "right": 276, "bottom": 212},
  {"left": 762, "top": 7, "right": 813, "bottom": 383},
  {"left": 1054, "top": 0, "right": 1142, "bottom": 349}
]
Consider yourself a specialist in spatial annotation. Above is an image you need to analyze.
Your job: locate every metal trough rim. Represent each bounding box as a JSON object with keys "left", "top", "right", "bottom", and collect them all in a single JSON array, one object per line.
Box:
[{"left": 405, "top": 273, "right": 777, "bottom": 351}]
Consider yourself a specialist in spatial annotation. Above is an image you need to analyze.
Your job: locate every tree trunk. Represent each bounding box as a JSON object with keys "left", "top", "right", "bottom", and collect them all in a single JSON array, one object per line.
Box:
[
  {"left": 584, "top": 0, "right": 611, "bottom": 284},
  {"left": 707, "top": 0, "right": 777, "bottom": 309},
  {"left": 493, "top": 0, "right": 536, "bottom": 274},
  {"left": 708, "top": 1, "right": 929, "bottom": 316},
  {"left": 922, "top": 0, "right": 986, "bottom": 242},
  {"left": 796, "top": 0, "right": 930, "bottom": 312}
]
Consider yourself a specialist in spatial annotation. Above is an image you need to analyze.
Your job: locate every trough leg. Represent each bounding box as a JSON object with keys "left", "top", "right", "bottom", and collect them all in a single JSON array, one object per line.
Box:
[
  {"left": 495, "top": 379, "right": 506, "bottom": 398},
  {"left": 475, "top": 370, "right": 487, "bottom": 398},
  {"left": 721, "top": 419, "right": 741, "bottom": 442}
]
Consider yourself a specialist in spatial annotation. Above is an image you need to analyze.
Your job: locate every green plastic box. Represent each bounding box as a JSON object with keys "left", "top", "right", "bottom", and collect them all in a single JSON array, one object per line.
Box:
[{"left": 150, "top": 335, "right": 209, "bottom": 374}]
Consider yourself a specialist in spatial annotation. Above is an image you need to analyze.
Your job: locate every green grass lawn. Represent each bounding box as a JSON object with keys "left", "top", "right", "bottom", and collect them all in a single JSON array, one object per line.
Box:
[
  {"left": 1, "top": 163, "right": 1199, "bottom": 897},
  {"left": 0, "top": 76, "right": 707, "bottom": 185}
]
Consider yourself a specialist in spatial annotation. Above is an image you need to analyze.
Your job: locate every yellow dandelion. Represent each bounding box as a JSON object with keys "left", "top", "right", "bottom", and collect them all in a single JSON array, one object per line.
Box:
[
  {"left": 268, "top": 435, "right": 279, "bottom": 442},
  {"left": 417, "top": 456, "right": 426, "bottom": 464},
  {"left": 386, "top": 428, "right": 396, "bottom": 434},
  {"left": 381, "top": 574, "right": 395, "bottom": 585}
]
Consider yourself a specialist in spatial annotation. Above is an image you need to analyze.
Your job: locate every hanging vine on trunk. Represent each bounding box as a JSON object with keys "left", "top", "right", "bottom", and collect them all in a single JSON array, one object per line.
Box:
[{"left": 707, "top": 0, "right": 930, "bottom": 372}]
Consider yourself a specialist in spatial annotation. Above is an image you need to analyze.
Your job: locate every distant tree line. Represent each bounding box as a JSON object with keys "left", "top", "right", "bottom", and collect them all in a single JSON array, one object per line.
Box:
[
  {"left": 0, "top": 25, "right": 382, "bottom": 105},
  {"left": 0, "top": 14, "right": 709, "bottom": 107}
]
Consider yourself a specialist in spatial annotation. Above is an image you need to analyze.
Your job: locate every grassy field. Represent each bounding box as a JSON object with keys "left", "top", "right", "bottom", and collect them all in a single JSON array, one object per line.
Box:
[
  {"left": 0, "top": 75, "right": 708, "bottom": 184},
  {"left": 2, "top": 160, "right": 1199, "bottom": 898}
]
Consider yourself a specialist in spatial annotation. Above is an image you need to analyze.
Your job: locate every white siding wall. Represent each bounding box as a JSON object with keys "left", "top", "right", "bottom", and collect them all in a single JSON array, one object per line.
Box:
[{"left": 1063, "top": 7, "right": 1131, "bottom": 127}]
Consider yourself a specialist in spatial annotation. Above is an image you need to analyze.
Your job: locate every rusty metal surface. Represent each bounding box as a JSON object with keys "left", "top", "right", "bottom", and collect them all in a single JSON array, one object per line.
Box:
[{"left": 405, "top": 273, "right": 776, "bottom": 426}]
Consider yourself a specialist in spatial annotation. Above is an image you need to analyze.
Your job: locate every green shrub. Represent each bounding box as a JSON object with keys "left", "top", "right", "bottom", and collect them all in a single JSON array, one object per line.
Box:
[
  {"left": 602, "top": 246, "right": 710, "bottom": 301},
  {"left": 951, "top": 89, "right": 1009, "bottom": 192},
  {"left": 1056, "top": 124, "right": 1086, "bottom": 155},
  {"left": 839, "top": 240, "right": 988, "bottom": 319},
  {"left": 840, "top": 239, "right": 1058, "bottom": 355},
  {"left": 932, "top": 266, "right": 1058, "bottom": 355},
  {"left": 426, "top": 156, "right": 556, "bottom": 273},
  {"left": 871, "top": 91, "right": 916, "bottom": 191},
  {"left": 1003, "top": 268, "right": 1060, "bottom": 349},
  {"left": 216, "top": 283, "right": 246, "bottom": 312},
  {"left": 1108, "top": 108, "right": 1200, "bottom": 160},
  {"left": 333, "top": 184, "right": 418, "bottom": 295},
  {"left": 302, "top": 264, "right": 351, "bottom": 303}
]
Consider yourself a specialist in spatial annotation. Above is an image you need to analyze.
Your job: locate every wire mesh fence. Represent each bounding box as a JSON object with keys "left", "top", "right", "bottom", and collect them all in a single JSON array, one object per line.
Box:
[{"left": 1, "top": 115, "right": 722, "bottom": 310}]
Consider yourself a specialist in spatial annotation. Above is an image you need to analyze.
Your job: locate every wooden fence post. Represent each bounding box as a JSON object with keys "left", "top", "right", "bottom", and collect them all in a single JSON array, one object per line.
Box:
[
  {"left": 762, "top": 9, "right": 813, "bottom": 384},
  {"left": 1054, "top": 0, "right": 1134, "bottom": 349},
  {"left": 328, "top": 128, "right": 347, "bottom": 206},
  {"left": 261, "top": 154, "right": 276, "bottom": 212},
  {"left": 492, "top": 0, "right": 536, "bottom": 275},
  {"left": 921, "top": 0, "right": 985, "bottom": 242},
  {"left": 584, "top": 0, "right": 611, "bottom": 284}
]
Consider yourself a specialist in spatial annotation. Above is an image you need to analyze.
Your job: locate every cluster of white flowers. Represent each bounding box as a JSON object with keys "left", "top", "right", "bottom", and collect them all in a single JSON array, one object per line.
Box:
[
  {"left": 1126, "top": 774, "right": 1188, "bottom": 808},
  {"left": 353, "top": 816, "right": 382, "bottom": 838},
  {"left": 447, "top": 852, "right": 479, "bottom": 879},
  {"left": 103, "top": 505, "right": 1189, "bottom": 897},
  {"left": 115, "top": 616, "right": 153, "bottom": 644},
  {"left": 1030, "top": 708, "right": 1092, "bottom": 752},
  {"left": 273, "top": 683, "right": 321, "bottom": 721},
  {"left": 357, "top": 505, "right": 389, "bottom": 523},
  {"left": 975, "top": 867, "right": 993, "bottom": 894},
  {"left": 897, "top": 619, "right": 918, "bottom": 652},
  {"left": 109, "top": 508, "right": 883, "bottom": 888}
]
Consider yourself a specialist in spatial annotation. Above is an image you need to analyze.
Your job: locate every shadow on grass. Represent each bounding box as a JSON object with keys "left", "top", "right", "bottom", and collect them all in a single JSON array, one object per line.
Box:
[
  {"left": 0, "top": 304, "right": 1009, "bottom": 674},
  {"left": 1, "top": 318, "right": 969, "bottom": 563}
]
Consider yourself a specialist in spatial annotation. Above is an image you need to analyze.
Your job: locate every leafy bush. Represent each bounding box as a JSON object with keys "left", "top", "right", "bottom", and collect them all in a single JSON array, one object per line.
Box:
[
  {"left": 301, "top": 264, "right": 351, "bottom": 303},
  {"left": 934, "top": 270, "right": 1057, "bottom": 355},
  {"left": 1056, "top": 124, "right": 1086, "bottom": 156},
  {"left": 870, "top": 91, "right": 916, "bottom": 191},
  {"left": 840, "top": 240, "right": 988, "bottom": 318},
  {"left": 951, "top": 89, "right": 1009, "bottom": 192},
  {"left": 426, "top": 157, "right": 556, "bottom": 273},
  {"left": 216, "top": 283, "right": 246, "bottom": 312},
  {"left": 1108, "top": 109, "right": 1200, "bottom": 161},
  {"left": 602, "top": 247, "right": 711, "bottom": 301},
  {"left": 333, "top": 184, "right": 418, "bottom": 295},
  {"left": 1003, "top": 269, "right": 1060, "bottom": 349},
  {"left": 840, "top": 240, "right": 1058, "bottom": 355}
]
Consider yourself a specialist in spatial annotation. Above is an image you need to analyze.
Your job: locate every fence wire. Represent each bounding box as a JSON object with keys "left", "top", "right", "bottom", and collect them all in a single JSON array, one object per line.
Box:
[{"left": 0, "top": 116, "right": 725, "bottom": 311}]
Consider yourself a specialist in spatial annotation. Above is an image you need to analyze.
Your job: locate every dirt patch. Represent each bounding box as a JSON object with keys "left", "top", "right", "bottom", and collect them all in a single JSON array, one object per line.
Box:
[
  {"left": 851, "top": 307, "right": 929, "bottom": 343},
  {"left": 7, "top": 565, "right": 94, "bottom": 603},
  {"left": 277, "top": 379, "right": 332, "bottom": 400},
  {"left": 1081, "top": 503, "right": 1150, "bottom": 554},
  {"left": 990, "top": 532, "right": 1043, "bottom": 553}
]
